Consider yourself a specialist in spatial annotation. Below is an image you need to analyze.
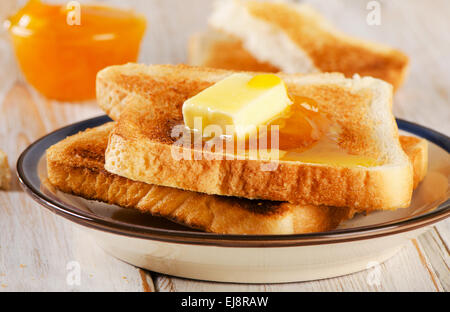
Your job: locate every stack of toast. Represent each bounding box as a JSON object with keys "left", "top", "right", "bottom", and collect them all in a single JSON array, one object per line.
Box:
[
  {"left": 45, "top": 1, "right": 425, "bottom": 235},
  {"left": 189, "top": 0, "right": 409, "bottom": 91},
  {"left": 46, "top": 64, "right": 428, "bottom": 234}
]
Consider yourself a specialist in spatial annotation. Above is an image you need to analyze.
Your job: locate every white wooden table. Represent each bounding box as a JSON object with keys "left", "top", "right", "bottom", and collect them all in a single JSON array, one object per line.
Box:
[{"left": 0, "top": 0, "right": 448, "bottom": 291}]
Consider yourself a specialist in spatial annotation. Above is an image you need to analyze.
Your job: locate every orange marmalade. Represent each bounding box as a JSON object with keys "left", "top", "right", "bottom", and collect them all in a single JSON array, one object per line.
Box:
[{"left": 5, "top": 0, "right": 146, "bottom": 101}]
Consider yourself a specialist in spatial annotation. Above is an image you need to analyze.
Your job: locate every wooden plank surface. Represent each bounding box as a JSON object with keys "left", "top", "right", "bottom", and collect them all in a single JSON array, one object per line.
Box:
[{"left": 0, "top": 0, "right": 448, "bottom": 292}]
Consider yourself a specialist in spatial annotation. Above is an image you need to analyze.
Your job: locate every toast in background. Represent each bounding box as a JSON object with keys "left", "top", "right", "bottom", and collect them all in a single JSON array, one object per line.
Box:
[
  {"left": 207, "top": 0, "right": 409, "bottom": 90},
  {"left": 46, "top": 123, "right": 427, "bottom": 234},
  {"left": 46, "top": 123, "right": 354, "bottom": 235},
  {"left": 0, "top": 149, "right": 10, "bottom": 190},
  {"left": 188, "top": 30, "right": 279, "bottom": 73},
  {"left": 98, "top": 64, "right": 413, "bottom": 210}
]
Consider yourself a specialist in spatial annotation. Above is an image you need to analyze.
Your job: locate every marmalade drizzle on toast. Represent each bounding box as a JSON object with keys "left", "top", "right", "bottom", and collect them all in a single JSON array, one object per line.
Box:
[{"left": 177, "top": 93, "right": 379, "bottom": 167}]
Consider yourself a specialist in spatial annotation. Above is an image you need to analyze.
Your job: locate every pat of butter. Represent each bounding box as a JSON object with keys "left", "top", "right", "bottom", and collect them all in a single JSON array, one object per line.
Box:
[{"left": 182, "top": 73, "right": 292, "bottom": 139}]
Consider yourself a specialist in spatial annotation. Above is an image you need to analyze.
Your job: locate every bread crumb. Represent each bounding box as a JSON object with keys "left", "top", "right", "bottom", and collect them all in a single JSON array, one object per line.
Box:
[{"left": 0, "top": 150, "right": 11, "bottom": 190}]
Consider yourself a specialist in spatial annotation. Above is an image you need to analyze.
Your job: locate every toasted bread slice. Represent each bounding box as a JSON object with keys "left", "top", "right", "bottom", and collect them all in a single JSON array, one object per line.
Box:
[
  {"left": 188, "top": 30, "right": 280, "bottom": 73},
  {"left": 98, "top": 64, "right": 413, "bottom": 210},
  {"left": 46, "top": 123, "right": 426, "bottom": 234},
  {"left": 0, "top": 149, "right": 10, "bottom": 190},
  {"left": 46, "top": 123, "right": 354, "bottom": 234},
  {"left": 399, "top": 136, "right": 428, "bottom": 189},
  {"left": 209, "top": 0, "right": 409, "bottom": 90}
]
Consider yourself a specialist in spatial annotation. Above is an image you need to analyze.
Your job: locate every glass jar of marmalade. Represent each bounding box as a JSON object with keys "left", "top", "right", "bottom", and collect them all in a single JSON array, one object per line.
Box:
[{"left": 4, "top": 0, "right": 146, "bottom": 101}]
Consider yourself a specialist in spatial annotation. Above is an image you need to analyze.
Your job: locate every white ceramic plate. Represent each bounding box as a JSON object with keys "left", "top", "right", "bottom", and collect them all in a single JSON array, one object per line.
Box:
[{"left": 17, "top": 116, "right": 450, "bottom": 283}]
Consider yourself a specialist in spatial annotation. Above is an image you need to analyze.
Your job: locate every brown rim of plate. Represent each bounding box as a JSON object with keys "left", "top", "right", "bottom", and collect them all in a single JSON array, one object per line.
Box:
[{"left": 16, "top": 115, "right": 450, "bottom": 248}]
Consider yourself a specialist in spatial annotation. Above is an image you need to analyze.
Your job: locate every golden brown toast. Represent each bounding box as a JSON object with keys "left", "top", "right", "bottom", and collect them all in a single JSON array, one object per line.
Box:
[
  {"left": 208, "top": 1, "right": 409, "bottom": 90},
  {"left": 188, "top": 30, "right": 280, "bottom": 73},
  {"left": 399, "top": 136, "right": 428, "bottom": 189},
  {"left": 46, "top": 123, "right": 426, "bottom": 234},
  {"left": 46, "top": 123, "right": 353, "bottom": 234},
  {"left": 98, "top": 64, "right": 413, "bottom": 210}
]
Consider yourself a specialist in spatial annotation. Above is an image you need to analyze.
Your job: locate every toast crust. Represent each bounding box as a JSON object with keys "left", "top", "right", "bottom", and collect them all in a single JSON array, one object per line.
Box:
[
  {"left": 99, "top": 64, "right": 413, "bottom": 210},
  {"left": 400, "top": 136, "right": 428, "bottom": 189},
  {"left": 209, "top": 1, "right": 409, "bottom": 90},
  {"left": 46, "top": 123, "right": 352, "bottom": 234}
]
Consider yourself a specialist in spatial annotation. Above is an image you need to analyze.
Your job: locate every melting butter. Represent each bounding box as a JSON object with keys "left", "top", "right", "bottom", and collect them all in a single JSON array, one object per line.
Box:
[{"left": 182, "top": 73, "right": 291, "bottom": 140}]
